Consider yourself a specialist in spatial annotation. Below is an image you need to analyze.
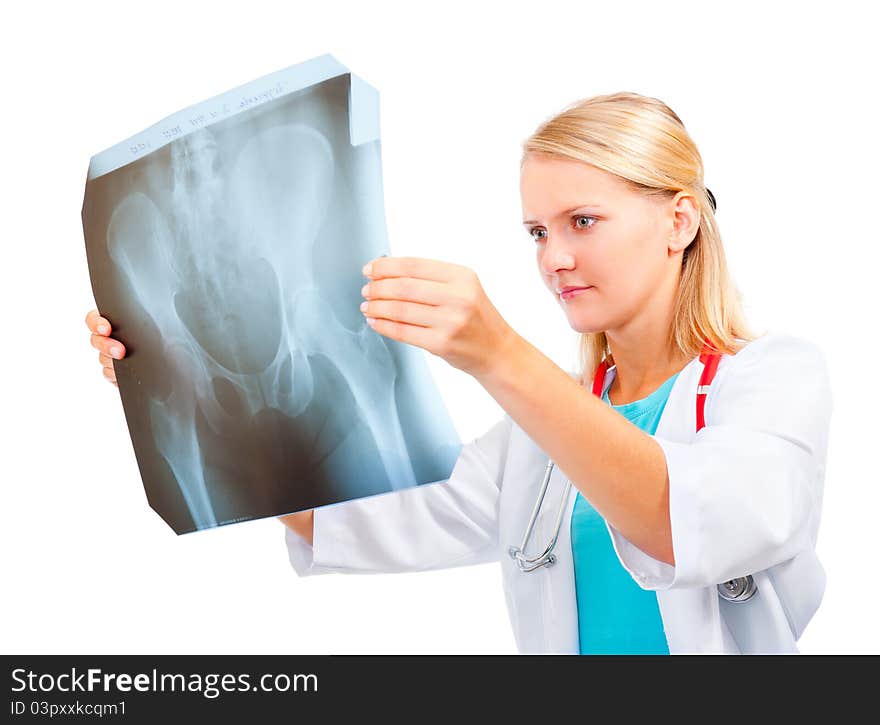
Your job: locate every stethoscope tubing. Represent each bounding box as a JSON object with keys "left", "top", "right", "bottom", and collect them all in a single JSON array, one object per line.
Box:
[
  {"left": 508, "top": 460, "right": 572, "bottom": 571},
  {"left": 507, "top": 340, "right": 757, "bottom": 602}
]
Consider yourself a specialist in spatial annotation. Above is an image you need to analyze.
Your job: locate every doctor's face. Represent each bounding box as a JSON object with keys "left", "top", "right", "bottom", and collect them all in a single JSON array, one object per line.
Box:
[{"left": 520, "top": 152, "right": 682, "bottom": 335}]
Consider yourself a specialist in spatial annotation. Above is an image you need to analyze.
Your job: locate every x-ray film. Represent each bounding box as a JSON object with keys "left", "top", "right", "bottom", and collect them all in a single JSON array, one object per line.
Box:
[{"left": 81, "top": 54, "right": 462, "bottom": 534}]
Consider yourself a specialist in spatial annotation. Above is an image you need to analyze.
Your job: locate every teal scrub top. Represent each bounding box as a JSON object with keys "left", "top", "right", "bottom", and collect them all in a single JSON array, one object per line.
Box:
[{"left": 570, "top": 369, "right": 681, "bottom": 655}]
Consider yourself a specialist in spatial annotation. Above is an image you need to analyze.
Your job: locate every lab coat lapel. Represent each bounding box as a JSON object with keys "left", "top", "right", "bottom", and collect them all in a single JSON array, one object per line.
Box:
[
  {"left": 540, "top": 364, "right": 618, "bottom": 654},
  {"left": 652, "top": 353, "right": 733, "bottom": 654},
  {"left": 543, "top": 354, "right": 711, "bottom": 655},
  {"left": 654, "top": 357, "right": 700, "bottom": 442},
  {"left": 539, "top": 467, "right": 580, "bottom": 653}
]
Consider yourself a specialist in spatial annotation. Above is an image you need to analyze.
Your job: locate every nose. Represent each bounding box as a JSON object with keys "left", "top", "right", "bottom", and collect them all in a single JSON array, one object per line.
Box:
[{"left": 538, "top": 231, "right": 576, "bottom": 276}]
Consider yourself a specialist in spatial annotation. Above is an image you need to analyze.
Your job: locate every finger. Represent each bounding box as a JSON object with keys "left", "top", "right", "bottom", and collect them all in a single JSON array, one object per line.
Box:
[
  {"left": 364, "top": 314, "right": 440, "bottom": 353},
  {"left": 102, "top": 365, "right": 117, "bottom": 384},
  {"left": 90, "top": 333, "right": 126, "bottom": 359},
  {"left": 361, "top": 299, "right": 442, "bottom": 329},
  {"left": 98, "top": 351, "right": 112, "bottom": 367},
  {"left": 85, "top": 308, "right": 112, "bottom": 335},
  {"left": 363, "top": 256, "right": 461, "bottom": 283},
  {"left": 362, "top": 276, "right": 450, "bottom": 306}
]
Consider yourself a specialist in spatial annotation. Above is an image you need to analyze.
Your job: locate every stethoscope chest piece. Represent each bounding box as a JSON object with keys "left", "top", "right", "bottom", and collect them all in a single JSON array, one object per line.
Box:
[{"left": 717, "top": 575, "right": 757, "bottom": 602}]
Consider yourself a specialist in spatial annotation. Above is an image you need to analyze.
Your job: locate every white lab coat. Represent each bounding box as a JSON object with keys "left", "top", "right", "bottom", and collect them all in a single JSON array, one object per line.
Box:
[{"left": 284, "top": 332, "right": 832, "bottom": 654}]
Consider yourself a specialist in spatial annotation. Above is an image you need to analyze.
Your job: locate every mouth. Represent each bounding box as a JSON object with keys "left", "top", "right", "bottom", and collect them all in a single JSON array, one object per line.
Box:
[{"left": 558, "top": 286, "right": 593, "bottom": 301}]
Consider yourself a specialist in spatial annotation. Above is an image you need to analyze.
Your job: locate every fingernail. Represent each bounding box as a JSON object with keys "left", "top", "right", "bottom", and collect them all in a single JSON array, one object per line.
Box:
[
  {"left": 360, "top": 301, "right": 368, "bottom": 312},
  {"left": 362, "top": 262, "right": 372, "bottom": 276},
  {"left": 98, "top": 324, "right": 109, "bottom": 334},
  {"left": 111, "top": 346, "right": 122, "bottom": 358}
]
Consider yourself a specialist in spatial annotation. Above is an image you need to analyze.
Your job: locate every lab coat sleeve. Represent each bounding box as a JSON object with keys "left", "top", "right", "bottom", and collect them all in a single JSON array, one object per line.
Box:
[
  {"left": 605, "top": 334, "right": 832, "bottom": 590},
  {"left": 284, "top": 413, "right": 512, "bottom": 576}
]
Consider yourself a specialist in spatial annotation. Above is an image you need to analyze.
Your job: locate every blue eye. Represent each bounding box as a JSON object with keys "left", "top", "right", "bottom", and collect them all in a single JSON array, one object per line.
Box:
[
  {"left": 528, "top": 216, "right": 596, "bottom": 242},
  {"left": 574, "top": 215, "right": 597, "bottom": 230}
]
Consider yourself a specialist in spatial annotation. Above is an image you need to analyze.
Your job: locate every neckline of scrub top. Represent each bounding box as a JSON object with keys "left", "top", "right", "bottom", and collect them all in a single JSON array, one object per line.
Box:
[{"left": 602, "top": 369, "right": 682, "bottom": 416}]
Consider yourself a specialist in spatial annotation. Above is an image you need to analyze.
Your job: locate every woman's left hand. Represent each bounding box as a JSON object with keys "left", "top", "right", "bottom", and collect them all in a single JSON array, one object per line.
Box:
[{"left": 359, "top": 256, "right": 519, "bottom": 378}]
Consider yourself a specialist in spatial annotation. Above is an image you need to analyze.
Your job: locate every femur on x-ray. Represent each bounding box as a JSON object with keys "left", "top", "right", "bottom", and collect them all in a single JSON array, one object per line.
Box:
[{"left": 82, "top": 55, "right": 462, "bottom": 534}]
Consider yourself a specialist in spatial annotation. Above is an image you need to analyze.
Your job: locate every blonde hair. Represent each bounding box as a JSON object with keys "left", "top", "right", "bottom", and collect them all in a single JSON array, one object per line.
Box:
[{"left": 520, "top": 91, "right": 760, "bottom": 386}]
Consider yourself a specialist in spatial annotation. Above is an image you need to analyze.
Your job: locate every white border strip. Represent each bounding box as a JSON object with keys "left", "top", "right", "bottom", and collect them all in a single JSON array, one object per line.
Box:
[{"left": 87, "top": 53, "right": 377, "bottom": 181}]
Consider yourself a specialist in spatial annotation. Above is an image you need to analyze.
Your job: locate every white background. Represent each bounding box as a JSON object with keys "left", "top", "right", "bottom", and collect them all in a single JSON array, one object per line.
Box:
[{"left": 2, "top": 1, "right": 877, "bottom": 654}]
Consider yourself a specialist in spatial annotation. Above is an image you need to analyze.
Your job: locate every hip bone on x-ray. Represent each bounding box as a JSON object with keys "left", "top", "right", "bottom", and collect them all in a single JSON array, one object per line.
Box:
[{"left": 81, "top": 53, "right": 462, "bottom": 535}]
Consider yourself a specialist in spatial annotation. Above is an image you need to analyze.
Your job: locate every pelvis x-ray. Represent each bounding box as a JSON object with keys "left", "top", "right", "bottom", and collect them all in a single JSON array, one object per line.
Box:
[{"left": 81, "top": 54, "right": 462, "bottom": 534}]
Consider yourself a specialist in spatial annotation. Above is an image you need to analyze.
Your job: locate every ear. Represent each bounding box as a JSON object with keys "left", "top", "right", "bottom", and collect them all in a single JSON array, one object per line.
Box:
[{"left": 667, "top": 191, "right": 701, "bottom": 256}]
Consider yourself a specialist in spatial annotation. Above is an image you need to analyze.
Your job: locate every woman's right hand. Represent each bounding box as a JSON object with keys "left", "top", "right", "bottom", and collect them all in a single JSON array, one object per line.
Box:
[{"left": 85, "top": 308, "right": 127, "bottom": 387}]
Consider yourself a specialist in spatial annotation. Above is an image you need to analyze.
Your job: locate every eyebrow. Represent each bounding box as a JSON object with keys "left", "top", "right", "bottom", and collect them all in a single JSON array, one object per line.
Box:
[{"left": 521, "top": 205, "right": 602, "bottom": 226}]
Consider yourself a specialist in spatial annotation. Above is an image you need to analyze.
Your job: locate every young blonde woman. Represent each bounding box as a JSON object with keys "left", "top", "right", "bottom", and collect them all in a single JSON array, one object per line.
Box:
[{"left": 86, "top": 91, "right": 832, "bottom": 654}]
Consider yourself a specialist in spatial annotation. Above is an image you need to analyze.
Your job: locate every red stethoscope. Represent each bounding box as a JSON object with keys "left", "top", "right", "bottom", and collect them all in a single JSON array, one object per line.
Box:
[
  {"left": 591, "top": 337, "right": 721, "bottom": 430},
  {"left": 508, "top": 339, "right": 757, "bottom": 601}
]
